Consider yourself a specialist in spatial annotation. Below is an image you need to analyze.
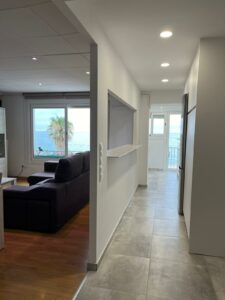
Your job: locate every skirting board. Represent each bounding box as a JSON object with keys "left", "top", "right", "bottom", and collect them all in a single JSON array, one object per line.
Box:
[
  {"left": 86, "top": 217, "right": 118, "bottom": 271},
  {"left": 87, "top": 262, "right": 98, "bottom": 271},
  {"left": 86, "top": 185, "right": 138, "bottom": 271}
]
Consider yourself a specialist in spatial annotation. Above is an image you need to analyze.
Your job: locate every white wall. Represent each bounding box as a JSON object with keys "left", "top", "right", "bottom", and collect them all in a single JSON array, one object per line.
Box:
[
  {"left": 183, "top": 108, "right": 196, "bottom": 237},
  {"left": 150, "top": 90, "right": 183, "bottom": 105},
  {"left": 66, "top": 1, "right": 141, "bottom": 265},
  {"left": 184, "top": 50, "right": 200, "bottom": 111},
  {"left": 108, "top": 96, "right": 134, "bottom": 149},
  {"left": 190, "top": 38, "right": 225, "bottom": 257},
  {"left": 183, "top": 50, "right": 199, "bottom": 236},
  {"left": 138, "top": 94, "right": 150, "bottom": 186}
]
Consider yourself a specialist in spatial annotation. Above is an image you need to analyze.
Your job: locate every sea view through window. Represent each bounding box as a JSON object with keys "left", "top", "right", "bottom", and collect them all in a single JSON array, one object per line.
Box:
[{"left": 33, "top": 107, "right": 90, "bottom": 158}]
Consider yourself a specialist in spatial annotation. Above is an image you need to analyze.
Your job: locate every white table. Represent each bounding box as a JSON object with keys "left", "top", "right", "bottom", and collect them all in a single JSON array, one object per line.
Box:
[
  {"left": 0, "top": 177, "right": 16, "bottom": 250},
  {"left": 1, "top": 177, "right": 17, "bottom": 188}
]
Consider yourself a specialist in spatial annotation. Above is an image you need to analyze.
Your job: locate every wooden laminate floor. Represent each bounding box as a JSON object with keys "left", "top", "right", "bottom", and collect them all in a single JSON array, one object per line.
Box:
[{"left": 0, "top": 178, "right": 89, "bottom": 300}]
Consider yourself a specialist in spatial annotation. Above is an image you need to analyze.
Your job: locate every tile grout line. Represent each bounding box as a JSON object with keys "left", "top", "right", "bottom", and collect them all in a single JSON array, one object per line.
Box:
[{"left": 145, "top": 191, "right": 155, "bottom": 300}]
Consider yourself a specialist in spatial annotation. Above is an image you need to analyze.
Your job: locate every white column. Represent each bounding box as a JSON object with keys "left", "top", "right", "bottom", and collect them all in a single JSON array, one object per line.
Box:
[{"left": 138, "top": 94, "right": 150, "bottom": 186}]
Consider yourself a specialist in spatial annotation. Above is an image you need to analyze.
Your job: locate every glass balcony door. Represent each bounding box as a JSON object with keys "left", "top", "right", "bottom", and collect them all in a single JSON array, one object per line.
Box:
[
  {"left": 67, "top": 108, "right": 90, "bottom": 156},
  {"left": 167, "top": 113, "right": 182, "bottom": 169}
]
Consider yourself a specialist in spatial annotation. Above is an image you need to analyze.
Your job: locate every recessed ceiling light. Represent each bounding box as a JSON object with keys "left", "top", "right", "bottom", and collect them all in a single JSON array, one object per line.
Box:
[
  {"left": 86, "top": 71, "right": 90, "bottom": 75},
  {"left": 161, "top": 62, "right": 170, "bottom": 67},
  {"left": 38, "top": 82, "right": 42, "bottom": 86},
  {"left": 32, "top": 57, "right": 38, "bottom": 61},
  {"left": 162, "top": 79, "right": 169, "bottom": 83},
  {"left": 160, "top": 31, "right": 173, "bottom": 38}
]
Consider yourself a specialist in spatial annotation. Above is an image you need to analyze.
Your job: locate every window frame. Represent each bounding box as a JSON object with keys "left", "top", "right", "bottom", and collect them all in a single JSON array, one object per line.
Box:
[
  {"left": 25, "top": 98, "right": 90, "bottom": 166},
  {"left": 149, "top": 113, "right": 165, "bottom": 136}
]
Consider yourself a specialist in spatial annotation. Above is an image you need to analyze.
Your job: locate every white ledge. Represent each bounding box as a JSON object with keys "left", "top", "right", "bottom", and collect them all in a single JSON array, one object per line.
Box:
[{"left": 107, "top": 144, "right": 141, "bottom": 158}]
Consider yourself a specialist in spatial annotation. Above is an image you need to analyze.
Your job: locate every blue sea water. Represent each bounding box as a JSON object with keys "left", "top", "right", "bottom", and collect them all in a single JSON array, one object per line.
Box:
[{"left": 34, "top": 131, "right": 90, "bottom": 156}]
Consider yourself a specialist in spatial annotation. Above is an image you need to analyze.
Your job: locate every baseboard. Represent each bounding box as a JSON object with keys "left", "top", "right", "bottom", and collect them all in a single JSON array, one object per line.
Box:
[
  {"left": 138, "top": 184, "right": 148, "bottom": 187},
  {"left": 87, "top": 185, "right": 138, "bottom": 271},
  {"left": 87, "top": 262, "right": 98, "bottom": 271}
]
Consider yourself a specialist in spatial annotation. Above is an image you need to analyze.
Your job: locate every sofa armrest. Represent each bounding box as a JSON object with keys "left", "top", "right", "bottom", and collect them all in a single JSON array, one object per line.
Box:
[
  {"left": 3, "top": 182, "right": 67, "bottom": 232},
  {"left": 3, "top": 185, "right": 38, "bottom": 199},
  {"left": 3, "top": 182, "right": 65, "bottom": 201}
]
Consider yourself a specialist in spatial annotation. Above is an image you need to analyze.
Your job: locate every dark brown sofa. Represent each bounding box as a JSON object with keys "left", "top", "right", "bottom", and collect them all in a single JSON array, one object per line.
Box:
[
  {"left": 3, "top": 152, "right": 90, "bottom": 232},
  {"left": 27, "top": 160, "right": 59, "bottom": 185}
]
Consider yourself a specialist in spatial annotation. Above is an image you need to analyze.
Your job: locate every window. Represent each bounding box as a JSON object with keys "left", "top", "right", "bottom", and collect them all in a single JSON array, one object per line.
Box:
[
  {"left": 68, "top": 108, "right": 90, "bottom": 155},
  {"left": 149, "top": 117, "right": 152, "bottom": 135},
  {"left": 152, "top": 114, "right": 165, "bottom": 135},
  {"left": 32, "top": 107, "right": 90, "bottom": 159}
]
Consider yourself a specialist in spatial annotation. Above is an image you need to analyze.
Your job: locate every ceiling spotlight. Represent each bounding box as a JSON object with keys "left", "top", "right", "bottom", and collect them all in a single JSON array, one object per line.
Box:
[
  {"left": 38, "top": 82, "right": 42, "bottom": 86},
  {"left": 86, "top": 71, "right": 90, "bottom": 75},
  {"left": 161, "top": 62, "right": 170, "bottom": 67},
  {"left": 162, "top": 79, "right": 169, "bottom": 83},
  {"left": 32, "top": 57, "right": 38, "bottom": 61},
  {"left": 160, "top": 31, "right": 173, "bottom": 38}
]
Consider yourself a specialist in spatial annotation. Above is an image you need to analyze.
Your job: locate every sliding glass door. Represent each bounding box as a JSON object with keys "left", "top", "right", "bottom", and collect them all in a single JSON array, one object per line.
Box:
[
  {"left": 168, "top": 113, "right": 182, "bottom": 169},
  {"left": 67, "top": 108, "right": 90, "bottom": 155},
  {"left": 33, "top": 106, "right": 90, "bottom": 159}
]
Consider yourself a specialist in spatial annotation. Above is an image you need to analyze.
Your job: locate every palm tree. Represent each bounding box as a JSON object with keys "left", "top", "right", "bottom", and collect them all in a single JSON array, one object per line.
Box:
[{"left": 48, "top": 116, "right": 73, "bottom": 152}]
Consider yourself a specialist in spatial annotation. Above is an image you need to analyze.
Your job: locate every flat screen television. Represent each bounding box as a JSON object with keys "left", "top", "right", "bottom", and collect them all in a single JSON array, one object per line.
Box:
[{"left": 0, "top": 134, "right": 5, "bottom": 158}]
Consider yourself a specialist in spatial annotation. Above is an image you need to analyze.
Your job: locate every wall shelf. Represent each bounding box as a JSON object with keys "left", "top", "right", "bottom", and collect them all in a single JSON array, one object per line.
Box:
[{"left": 107, "top": 144, "right": 141, "bottom": 158}]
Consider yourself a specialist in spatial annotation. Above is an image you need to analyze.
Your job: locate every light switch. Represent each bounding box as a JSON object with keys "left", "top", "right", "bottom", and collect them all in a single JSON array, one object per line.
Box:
[{"left": 99, "top": 143, "right": 103, "bottom": 182}]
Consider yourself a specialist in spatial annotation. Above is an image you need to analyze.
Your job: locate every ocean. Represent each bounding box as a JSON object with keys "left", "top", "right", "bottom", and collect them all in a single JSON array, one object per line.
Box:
[{"left": 34, "top": 131, "right": 90, "bottom": 156}]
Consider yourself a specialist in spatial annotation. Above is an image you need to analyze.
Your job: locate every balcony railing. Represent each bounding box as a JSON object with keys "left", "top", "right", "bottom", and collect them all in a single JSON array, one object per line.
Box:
[
  {"left": 34, "top": 144, "right": 90, "bottom": 158},
  {"left": 168, "top": 146, "right": 180, "bottom": 169}
]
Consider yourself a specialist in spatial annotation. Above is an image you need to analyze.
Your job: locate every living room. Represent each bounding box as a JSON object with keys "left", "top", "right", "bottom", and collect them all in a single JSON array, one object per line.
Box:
[{"left": 0, "top": 1, "right": 93, "bottom": 299}]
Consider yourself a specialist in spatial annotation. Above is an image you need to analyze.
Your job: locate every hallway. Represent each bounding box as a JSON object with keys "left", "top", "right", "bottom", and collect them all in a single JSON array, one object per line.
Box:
[{"left": 75, "top": 171, "right": 225, "bottom": 300}]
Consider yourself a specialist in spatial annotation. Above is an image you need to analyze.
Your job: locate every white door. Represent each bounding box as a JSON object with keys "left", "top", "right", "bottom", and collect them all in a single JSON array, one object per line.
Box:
[{"left": 148, "top": 113, "right": 166, "bottom": 169}]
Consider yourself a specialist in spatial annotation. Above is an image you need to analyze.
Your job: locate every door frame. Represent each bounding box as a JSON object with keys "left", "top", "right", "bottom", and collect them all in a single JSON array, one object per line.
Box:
[
  {"left": 148, "top": 104, "right": 182, "bottom": 171},
  {"left": 148, "top": 112, "right": 167, "bottom": 170}
]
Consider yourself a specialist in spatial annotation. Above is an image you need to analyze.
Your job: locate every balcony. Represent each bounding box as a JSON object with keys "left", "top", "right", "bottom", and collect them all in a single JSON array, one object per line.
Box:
[{"left": 168, "top": 146, "right": 180, "bottom": 169}]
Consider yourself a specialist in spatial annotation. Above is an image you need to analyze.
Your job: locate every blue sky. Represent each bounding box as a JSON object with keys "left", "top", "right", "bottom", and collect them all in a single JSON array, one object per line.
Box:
[{"left": 33, "top": 108, "right": 65, "bottom": 132}]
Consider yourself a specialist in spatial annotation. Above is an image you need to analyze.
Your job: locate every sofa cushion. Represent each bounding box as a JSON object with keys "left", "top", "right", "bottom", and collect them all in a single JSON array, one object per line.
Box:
[
  {"left": 83, "top": 151, "right": 90, "bottom": 172},
  {"left": 44, "top": 161, "right": 59, "bottom": 172},
  {"left": 27, "top": 172, "right": 55, "bottom": 186},
  {"left": 55, "top": 153, "right": 83, "bottom": 182}
]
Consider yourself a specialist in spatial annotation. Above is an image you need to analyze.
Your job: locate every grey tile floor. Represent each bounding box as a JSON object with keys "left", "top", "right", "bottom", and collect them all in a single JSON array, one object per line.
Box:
[{"left": 75, "top": 171, "right": 225, "bottom": 300}]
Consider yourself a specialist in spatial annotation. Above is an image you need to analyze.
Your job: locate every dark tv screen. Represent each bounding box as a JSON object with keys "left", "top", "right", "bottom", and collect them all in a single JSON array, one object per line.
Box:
[{"left": 0, "top": 134, "right": 5, "bottom": 158}]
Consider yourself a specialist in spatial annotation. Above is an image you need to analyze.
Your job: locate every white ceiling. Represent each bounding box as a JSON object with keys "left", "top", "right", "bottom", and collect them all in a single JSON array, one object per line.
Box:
[
  {"left": 80, "top": 0, "right": 225, "bottom": 91},
  {"left": 0, "top": 1, "right": 90, "bottom": 93}
]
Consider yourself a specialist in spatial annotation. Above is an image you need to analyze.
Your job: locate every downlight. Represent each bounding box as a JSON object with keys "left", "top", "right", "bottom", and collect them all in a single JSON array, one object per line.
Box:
[
  {"left": 160, "top": 31, "right": 173, "bottom": 38},
  {"left": 161, "top": 62, "right": 170, "bottom": 67}
]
